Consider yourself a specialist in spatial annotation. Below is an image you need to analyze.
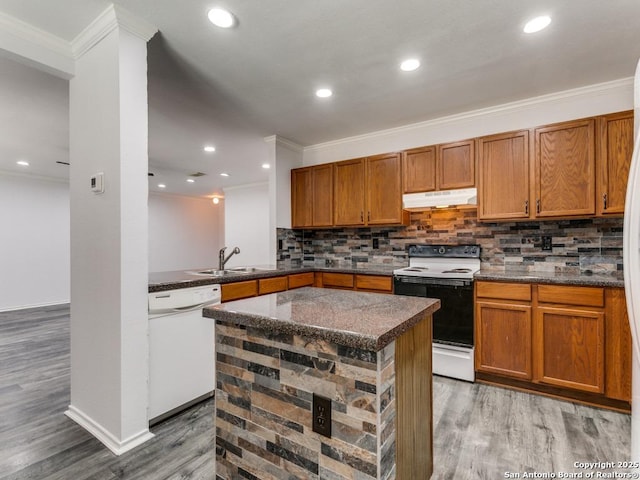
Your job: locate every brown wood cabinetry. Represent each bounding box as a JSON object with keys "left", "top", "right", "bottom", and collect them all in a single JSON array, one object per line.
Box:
[
  {"left": 475, "top": 280, "right": 630, "bottom": 410},
  {"left": 221, "top": 280, "right": 258, "bottom": 302},
  {"left": 597, "top": 111, "right": 634, "bottom": 216},
  {"left": 438, "top": 139, "right": 475, "bottom": 190},
  {"left": 534, "top": 118, "right": 597, "bottom": 218},
  {"left": 478, "top": 130, "right": 530, "bottom": 221},
  {"left": 402, "top": 146, "right": 436, "bottom": 193},
  {"left": 367, "top": 153, "right": 404, "bottom": 225},
  {"left": 355, "top": 274, "right": 393, "bottom": 292},
  {"left": 291, "top": 164, "right": 333, "bottom": 228},
  {"left": 315, "top": 272, "right": 393, "bottom": 293},
  {"left": 288, "top": 272, "right": 314, "bottom": 289},
  {"left": 258, "top": 276, "right": 288, "bottom": 295},
  {"left": 334, "top": 158, "right": 366, "bottom": 226},
  {"left": 402, "top": 140, "right": 475, "bottom": 194},
  {"left": 475, "top": 282, "right": 532, "bottom": 379},
  {"left": 320, "top": 272, "right": 355, "bottom": 289}
]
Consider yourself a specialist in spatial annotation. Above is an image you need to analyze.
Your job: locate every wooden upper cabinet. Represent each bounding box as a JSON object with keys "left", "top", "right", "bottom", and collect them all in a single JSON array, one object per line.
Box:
[
  {"left": 534, "top": 118, "right": 596, "bottom": 218},
  {"left": 334, "top": 158, "right": 366, "bottom": 226},
  {"left": 367, "top": 153, "right": 403, "bottom": 224},
  {"left": 597, "top": 111, "right": 633, "bottom": 216},
  {"left": 311, "top": 163, "right": 333, "bottom": 226},
  {"left": 291, "top": 167, "right": 313, "bottom": 228},
  {"left": 478, "top": 130, "right": 530, "bottom": 221},
  {"left": 402, "top": 146, "right": 436, "bottom": 193},
  {"left": 438, "top": 139, "right": 475, "bottom": 190}
]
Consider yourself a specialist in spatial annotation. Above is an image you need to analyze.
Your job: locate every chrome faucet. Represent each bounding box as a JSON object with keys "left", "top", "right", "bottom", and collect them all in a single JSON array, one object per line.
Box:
[{"left": 218, "top": 246, "right": 240, "bottom": 270}]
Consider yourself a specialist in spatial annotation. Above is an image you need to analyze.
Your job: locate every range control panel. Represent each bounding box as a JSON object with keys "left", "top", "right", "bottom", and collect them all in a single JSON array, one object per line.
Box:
[{"left": 408, "top": 244, "right": 480, "bottom": 258}]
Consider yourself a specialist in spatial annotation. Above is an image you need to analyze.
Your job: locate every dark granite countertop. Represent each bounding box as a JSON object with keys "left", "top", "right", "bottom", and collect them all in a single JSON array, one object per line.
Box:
[
  {"left": 474, "top": 270, "right": 625, "bottom": 288},
  {"left": 148, "top": 264, "right": 398, "bottom": 292},
  {"left": 203, "top": 287, "right": 439, "bottom": 351}
]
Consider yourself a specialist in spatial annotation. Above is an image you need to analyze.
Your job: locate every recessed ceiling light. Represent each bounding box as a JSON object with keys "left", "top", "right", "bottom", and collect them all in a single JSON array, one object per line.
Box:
[
  {"left": 207, "top": 8, "right": 236, "bottom": 28},
  {"left": 400, "top": 59, "right": 420, "bottom": 72},
  {"left": 262, "top": 163, "right": 270, "bottom": 169},
  {"left": 212, "top": 197, "right": 220, "bottom": 205},
  {"left": 316, "top": 88, "right": 333, "bottom": 98},
  {"left": 204, "top": 145, "right": 216, "bottom": 153},
  {"left": 524, "top": 15, "right": 551, "bottom": 33},
  {"left": 187, "top": 178, "right": 195, "bottom": 183},
  {"left": 158, "top": 183, "right": 166, "bottom": 189},
  {"left": 16, "top": 160, "right": 29, "bottom": 166},
  {"left": 220, "top": 173, "right": 229, "bottom": 177}
]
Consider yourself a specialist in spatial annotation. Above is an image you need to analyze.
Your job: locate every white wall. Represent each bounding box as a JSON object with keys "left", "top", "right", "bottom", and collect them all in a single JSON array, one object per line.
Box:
[
  {"left": 303, "top": 78, "right": 634, "bottom": 165},
  {"left": 0, "top": 174, "right": 70, "bottom": 311},
  {"left": 148, "top": 193, "right": 224, "bottom": 272},
  {"left": 224, "top": 182, "right": 271, "bottom": 267}
]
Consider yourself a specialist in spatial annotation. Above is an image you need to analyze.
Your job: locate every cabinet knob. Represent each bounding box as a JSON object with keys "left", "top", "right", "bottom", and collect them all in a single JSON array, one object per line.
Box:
[{"left": 603, "top": 193, "right": 608, "bottom": 211}]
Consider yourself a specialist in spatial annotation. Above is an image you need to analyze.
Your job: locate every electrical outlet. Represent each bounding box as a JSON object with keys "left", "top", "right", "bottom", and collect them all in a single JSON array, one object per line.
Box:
[
  {"left": 542, "top": 236, "right": 552, "bottom": 251},
  {"left": 312, "top": 394, "right": 332, "bottom": 438},
  {"left": 373, "top": 238, "right": 379, "bottom": 249}
]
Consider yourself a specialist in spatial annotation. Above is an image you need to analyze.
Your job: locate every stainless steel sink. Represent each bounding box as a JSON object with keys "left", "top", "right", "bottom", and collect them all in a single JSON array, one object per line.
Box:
[{"left": 187, "top": 266, "right": 276, "bottom": 277}]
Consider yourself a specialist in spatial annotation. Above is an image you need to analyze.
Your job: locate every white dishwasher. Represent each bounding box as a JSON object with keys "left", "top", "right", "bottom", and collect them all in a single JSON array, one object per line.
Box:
[{"left": 148, "top": 284, "right": 221, "bottom": 425}]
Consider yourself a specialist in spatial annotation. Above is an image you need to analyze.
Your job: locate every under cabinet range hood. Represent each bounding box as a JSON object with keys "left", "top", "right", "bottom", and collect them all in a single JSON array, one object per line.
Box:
[{"left": 402, "top": 187, "right": 477, "bottom": 210}]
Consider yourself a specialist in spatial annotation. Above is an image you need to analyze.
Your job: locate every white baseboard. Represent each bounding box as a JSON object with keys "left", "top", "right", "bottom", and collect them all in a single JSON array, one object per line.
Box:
[
  {"left": 65, "top": 405, "right": 154, "bottom": 456},
  {"left": 0, "top": 300, "right": 70, "bottom": 312}
]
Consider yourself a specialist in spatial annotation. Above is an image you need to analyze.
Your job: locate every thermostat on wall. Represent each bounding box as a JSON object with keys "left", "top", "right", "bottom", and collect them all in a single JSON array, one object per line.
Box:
[{"left": 90, "top": 172, "right": 104, "bottom": 194}]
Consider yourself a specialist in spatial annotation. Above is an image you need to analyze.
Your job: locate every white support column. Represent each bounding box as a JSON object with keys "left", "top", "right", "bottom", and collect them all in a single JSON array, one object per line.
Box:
[
  {"left": 265, "top": 135, "right": 303, "bottom": 264},
  {"left": 65, "top": 5, "right": 157, "bottom": 455}
]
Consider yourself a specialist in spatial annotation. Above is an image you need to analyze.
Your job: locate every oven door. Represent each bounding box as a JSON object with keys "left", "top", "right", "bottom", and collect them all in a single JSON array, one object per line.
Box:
[{"left": 394, "top": 276, "right": 474, "bottom": 348}]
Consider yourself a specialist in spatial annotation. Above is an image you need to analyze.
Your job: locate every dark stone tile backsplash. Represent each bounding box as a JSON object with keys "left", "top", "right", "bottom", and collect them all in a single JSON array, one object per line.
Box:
[{"left": 277, "top": 208, "right": 624, "bottom": 274}]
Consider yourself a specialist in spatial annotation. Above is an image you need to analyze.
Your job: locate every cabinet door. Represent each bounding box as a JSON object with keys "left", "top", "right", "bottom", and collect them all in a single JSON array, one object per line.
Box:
[
  {"left": 605, "top": 288, "right": 632, "bottom": 402},
  {"left": 478, "top": 131, "right": 530, "bottom": 221},
  {"left": 366, "top": 153, "right": 403, "bottom": 225},
  {"left": 475, "top": 300, "right": 532, "bottom": 379},
  {"left": 334, "top": 158, "right": 366, "bottom": 226},
  {"left": 291, "top": 167, "right": 312, "bottom": 228},
  {"left": 533, "top": 306, "right": 604, "bottom": 393},
  {"left": 534, "top": 119, "right": 596, "bottom": 217},
  {"left": 598, "top": 111, "right": 634, "bottom": 216},
  {"left": 437, "top": 139, "right": 475, "bottom": 190},
  {"left": 288, "top": 272, "right": 314, "bottom": 289},
  {"left": 311, "top": 164, "right": 333, "bottom": 226},
  {"left": 221, "top": 280, "right": 258, "bottom": 302},
  {"left": 321, "top": 273, "right": 354, "bottom": 289},
  {"left": 258, "top": 276, "right": 288, "bottom": 295},
  {"left": 355, "top": 274, "right": 392, "bottom": 293},
  {"left": 403, "top": 146, "right": 436, "bottom": 193}
]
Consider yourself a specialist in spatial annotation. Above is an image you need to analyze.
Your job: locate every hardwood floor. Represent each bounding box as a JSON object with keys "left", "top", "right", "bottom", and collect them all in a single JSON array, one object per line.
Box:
[{"left": 0, "top": 305, "right": 631, "bottom": 479}]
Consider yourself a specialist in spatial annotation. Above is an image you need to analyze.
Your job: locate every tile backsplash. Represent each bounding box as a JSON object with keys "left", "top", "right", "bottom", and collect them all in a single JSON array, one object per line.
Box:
[{"left": 277, "top": 208, "right": 624, "bottom": 274}]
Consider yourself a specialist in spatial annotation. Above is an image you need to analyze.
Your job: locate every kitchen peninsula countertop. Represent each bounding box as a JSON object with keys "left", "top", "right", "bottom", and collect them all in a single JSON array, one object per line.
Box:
[{"left": 203, "top": 286, "right": 439, "bottom": 350}]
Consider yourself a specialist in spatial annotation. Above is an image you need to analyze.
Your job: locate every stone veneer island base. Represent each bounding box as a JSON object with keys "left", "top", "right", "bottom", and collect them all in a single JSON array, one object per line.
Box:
[{"left": 203, "top": 287, "right": 439, "bottom": 480}]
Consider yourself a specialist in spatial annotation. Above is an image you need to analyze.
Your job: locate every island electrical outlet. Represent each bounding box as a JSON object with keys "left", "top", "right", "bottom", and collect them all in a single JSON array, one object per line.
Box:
[{"left": 312, "top": 393, "right": 332, "bottom": 438}]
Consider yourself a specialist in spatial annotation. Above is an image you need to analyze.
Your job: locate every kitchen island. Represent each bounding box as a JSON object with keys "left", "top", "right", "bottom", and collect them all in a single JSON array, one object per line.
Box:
[{"left": 203, "top": 287, "right": 439, "bottom": 480}]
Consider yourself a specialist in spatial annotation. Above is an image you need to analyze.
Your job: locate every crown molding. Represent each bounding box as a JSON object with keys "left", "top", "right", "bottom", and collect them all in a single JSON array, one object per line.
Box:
[
  {"left": 72, "top": 4, "right": 157, "bottom": 59},
  {"left": 264, "top": 135, "right": 304, "bottom": 153},
  {"left": 303, "top": 77, "right": 634, "bottom": 153},
  {"left": 223, "top": 181, "right": 269, "bottom": 192},
  {"left": 0, "top": 10, "right": 74, "bottom": 77},
  {"left": 0, "top": 169, "right": 69, "bottom": 184}
]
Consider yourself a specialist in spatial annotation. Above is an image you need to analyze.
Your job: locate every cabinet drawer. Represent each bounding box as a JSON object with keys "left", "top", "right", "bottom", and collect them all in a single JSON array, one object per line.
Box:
[
  {"left": 476, "top": 281, "right": 531, "bottom": 301},
  {"left": 537, "top": 285, "right": 604, "bottom": 307},
  {"left": 221, "top": 280, "right": 258, "bottom": 302},
  {"left": 288, "top": 272, "right": 315, "bottom": 289},
  {"left": 322, "top": 273, "right": 354, "bottom": 289},
  {"left": 259, "top": 276, "right": 288, "bottom": 295},
  {"left": 355, "top": 274, "right": 392, "bottom": 292}
]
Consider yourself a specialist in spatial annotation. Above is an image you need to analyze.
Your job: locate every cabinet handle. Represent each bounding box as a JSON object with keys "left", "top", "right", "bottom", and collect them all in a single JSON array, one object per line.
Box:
[
  {"left": 603, "top": 193, "right": 608, "bottom": 211},
  {"left": 360, "top": 211, "right": 364, "bottom": 222},
  {"left": 524, "top": 200, "right": 529, "bottom": 215},
  {"left": 536, "top": 199, "right": 541, "bottom": 214},
  {"left": 367, "top": 211, "right": 371, "bottom": 222}
]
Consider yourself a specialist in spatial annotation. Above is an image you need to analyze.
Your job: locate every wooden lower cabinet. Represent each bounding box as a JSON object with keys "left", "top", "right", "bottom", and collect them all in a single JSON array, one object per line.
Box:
[
  {"left": 258, "top": 276, "right": 288, "bottom": 295},
  {"left": 221, "top": 280, "right": 258, "bottom": 302},
  {"left": 316, "top": 272, "right": 393, "bottom": 293},
  {"left": 288, "top": 272, "right": 314, "bottom": 289},
  {"left": 476, "top": 300, "right": 532, "bottom": 379},
  {"left": 320, "top": 272, "right": 355, "bottom": 289},
  {"left": 475, "top": 280, "right": 630, "bottom": 410},
  {"left": 533, "top": 305, "right": 604, "bottom": 394},
  {"left": 355, "top": 274, "right": 392, "bottom": 292}
]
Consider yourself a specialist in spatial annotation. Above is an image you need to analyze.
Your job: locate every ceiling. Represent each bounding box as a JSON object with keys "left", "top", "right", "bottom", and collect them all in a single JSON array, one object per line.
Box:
[{"left": 1, "top": 0, "right": 640, "bottom": 197}]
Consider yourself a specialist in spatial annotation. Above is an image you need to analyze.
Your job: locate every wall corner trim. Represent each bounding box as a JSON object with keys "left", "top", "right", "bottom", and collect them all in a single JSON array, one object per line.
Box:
[
  {"left": 65, "top": 405, "right": 154, "bottom": 456},
  {"left": 71, "top": 4, "right": 158, "bottom": 59}
]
